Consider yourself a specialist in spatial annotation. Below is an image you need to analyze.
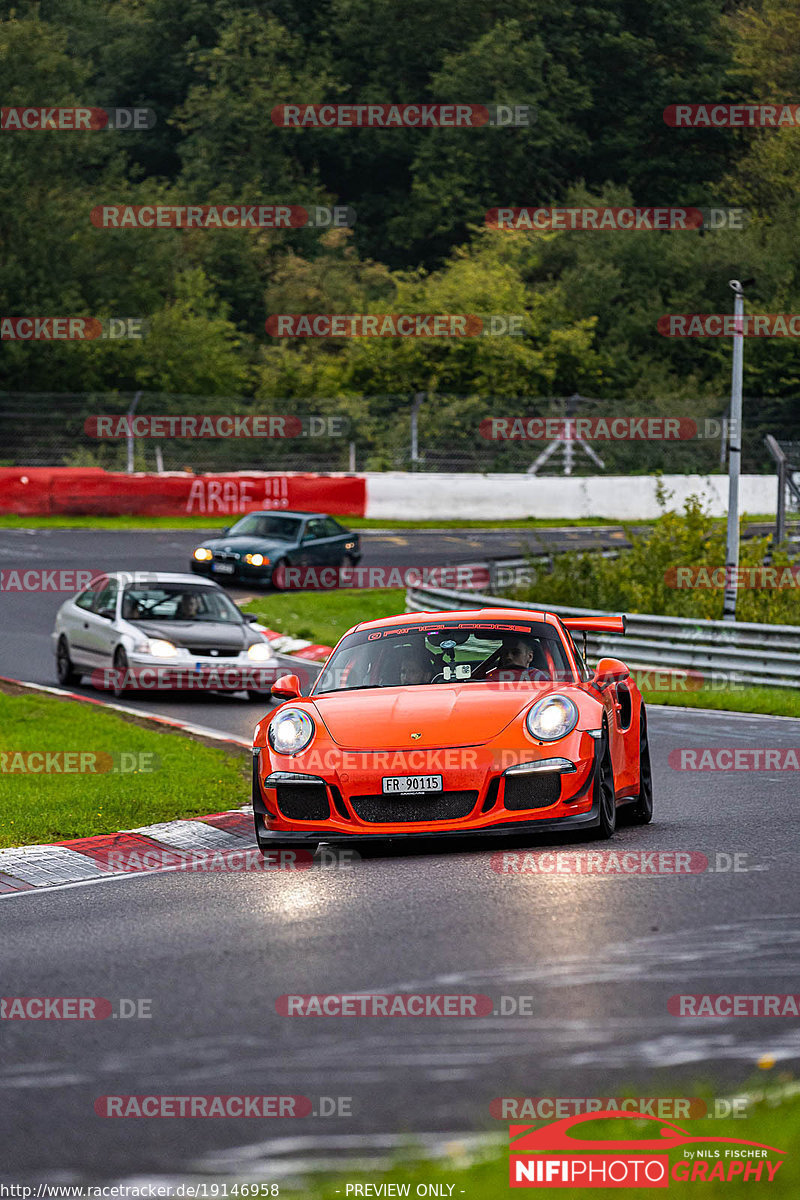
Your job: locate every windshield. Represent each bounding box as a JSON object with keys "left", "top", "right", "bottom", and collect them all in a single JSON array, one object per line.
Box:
[
  {"left": 313, "top": 620, "right": 575, "bottom": 693},
  {"left": 227, "top": 514, "right": 302, "bottom": 540},
  {"left": 121, "top": 585, "right": 244, "bottom": 624}
]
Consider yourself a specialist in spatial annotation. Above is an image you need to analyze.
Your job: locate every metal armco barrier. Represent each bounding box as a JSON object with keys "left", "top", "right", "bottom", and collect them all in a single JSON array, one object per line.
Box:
[{"left": 405, "top": 584, "right": 800, "bottom": 690}]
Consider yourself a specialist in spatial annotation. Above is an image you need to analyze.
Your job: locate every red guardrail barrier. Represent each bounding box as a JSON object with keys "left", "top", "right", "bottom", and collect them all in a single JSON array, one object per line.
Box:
[{"left": 0, "top": 468, "right": 366, "bottom": 517}]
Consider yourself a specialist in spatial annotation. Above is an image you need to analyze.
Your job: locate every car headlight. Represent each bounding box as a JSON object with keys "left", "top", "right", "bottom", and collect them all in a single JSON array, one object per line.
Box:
[
  {"left": 247, "top": 641, "right": 273, "bottom": 661},
  {"left": 193, "top": 547, "right": 213, "bottom": 561},
  {"left": 526, "top": 694, "right": 579, "bottom": 742},
  {"left": 133, "top": 637, "right": 179, "bottom": 658},
  {"left": 268, "top": 708, "right": 315, "bottom": 755},
  {"left": 245, "top": 553, "right": 269, "bottom": 566}
]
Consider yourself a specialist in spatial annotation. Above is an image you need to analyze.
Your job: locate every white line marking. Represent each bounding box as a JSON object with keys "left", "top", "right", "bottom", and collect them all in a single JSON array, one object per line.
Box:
[{"left": 648, "top": 702, "right": 800, "bottom": 723}]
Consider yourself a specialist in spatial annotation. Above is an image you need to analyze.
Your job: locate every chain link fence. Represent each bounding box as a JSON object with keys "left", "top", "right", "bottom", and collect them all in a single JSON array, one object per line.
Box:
[{"left": 0, "top": 391, "right": 796, "bottom": 477}]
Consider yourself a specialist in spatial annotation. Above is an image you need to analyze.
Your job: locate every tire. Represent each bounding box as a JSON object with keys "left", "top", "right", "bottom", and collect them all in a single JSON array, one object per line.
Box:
[
  {"left": 111, "top": 646, "right": 130, "bottom": 699},
  {"left": 626, "top": 705, "right": 654, "bottom": 825},
  {"left": 271, "top": 558, "right": 288, "bottom": 591},
  {"left": 592, "top": 724, "right": 617, "bottom": 839},
  {"left": 56, "top": 637, "right": 80, "bottom": 686}
]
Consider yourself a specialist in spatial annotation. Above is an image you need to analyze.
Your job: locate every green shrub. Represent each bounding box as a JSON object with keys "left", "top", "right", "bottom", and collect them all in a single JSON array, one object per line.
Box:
[{"left": 507, "top": 493, "right": 800, "bottom": 624}]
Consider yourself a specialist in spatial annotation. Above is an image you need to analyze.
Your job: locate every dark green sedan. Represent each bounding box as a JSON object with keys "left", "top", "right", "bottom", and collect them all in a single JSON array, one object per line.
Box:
[{"left": 190, "top": 510, "right": 361, "bottom": 589}]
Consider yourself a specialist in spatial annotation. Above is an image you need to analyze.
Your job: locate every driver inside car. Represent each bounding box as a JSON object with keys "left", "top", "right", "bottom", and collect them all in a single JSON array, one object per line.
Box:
[
  {"left": 177, "top": 592, "right": 202, "bottom": 620},
  {"left": 484, "top": 635, "right": 548, "bottom": 682}
]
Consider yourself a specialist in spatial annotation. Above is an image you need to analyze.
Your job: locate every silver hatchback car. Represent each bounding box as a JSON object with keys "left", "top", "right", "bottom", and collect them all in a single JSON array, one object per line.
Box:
[{"left": 51, "top": 571, "right": 280, "bottom": 699}]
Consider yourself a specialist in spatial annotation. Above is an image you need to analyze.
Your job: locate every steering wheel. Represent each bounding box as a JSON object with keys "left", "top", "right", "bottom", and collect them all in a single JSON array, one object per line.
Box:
[{"left": 486, "top": 666, "right": 550, "bottom": 682}]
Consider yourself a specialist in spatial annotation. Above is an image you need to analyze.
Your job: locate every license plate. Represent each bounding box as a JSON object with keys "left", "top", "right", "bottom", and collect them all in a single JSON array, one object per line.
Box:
[
  {"left": 212, "top": 562, "right": 235, "bottom": 574},
  {"left": 382, "top": 775, "right": 443, "bottom": 794}
]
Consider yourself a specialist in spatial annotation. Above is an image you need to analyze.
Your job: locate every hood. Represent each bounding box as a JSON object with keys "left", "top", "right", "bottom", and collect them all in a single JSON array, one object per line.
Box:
[
  {"left": 201, "top": 535, "right": 295, "bottom": 555},
  {"left": 311, "top": 685, "right": 551, "bottom": 749},
  {"left": 130, "top": 619, "right": 255, "bottom": 652}
]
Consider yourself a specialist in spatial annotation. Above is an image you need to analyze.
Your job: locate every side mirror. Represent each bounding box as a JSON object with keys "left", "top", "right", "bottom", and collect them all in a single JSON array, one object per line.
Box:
[
  {"left": 97, "top": 608, "right": 115, "bottom": 620},
  {"left": 221, "top": 526, "right": 230, "bottom": 535},
  {"left": 271, "top": 673, "right": 301, "bottom": 700},
  {"left": 242, "top": 612, "right": 259, "bottom": 623},
  {"left": 593, "top": 657, "right": 630, "bottom": 687}
]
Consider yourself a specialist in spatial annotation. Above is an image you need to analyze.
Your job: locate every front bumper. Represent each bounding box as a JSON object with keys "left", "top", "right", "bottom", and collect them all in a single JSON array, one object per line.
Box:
[
  {"left": 108, "top": 653, "right": 280, "bottom": 693},
  {"left": 252, "top": 732, "right": 602, "bottom": 841},
  {"left": 191, "top": 561, "right": 272, "bottom": 583}
]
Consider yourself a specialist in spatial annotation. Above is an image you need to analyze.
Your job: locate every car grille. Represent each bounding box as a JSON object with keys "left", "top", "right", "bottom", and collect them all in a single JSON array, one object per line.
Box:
[
  {"left": 191, "top": 647, "right": 238, "bottom": 658},
  {"left": 349, "top": 791, "right": 478, "bottom": 824},
  {"left": 275, "top": 783, "right": 330, "bottom": 821},
  {"left": 213, "top": 551, "right": 241, "bottom": 562},
  {"left": 503, "top": 773, "right": 561, "bottom": 811}
]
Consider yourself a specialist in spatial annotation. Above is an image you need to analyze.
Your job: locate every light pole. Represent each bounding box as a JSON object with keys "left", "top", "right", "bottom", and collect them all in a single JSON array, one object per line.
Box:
[
  {"left": 722, "top": 281, "right": 745, "bottom": 621},
  {"left": 126, "top": 390, "right": 142, "bottom": 473},
  {"left": 410, "top": 391, "right": 425, "bottom": 470}
]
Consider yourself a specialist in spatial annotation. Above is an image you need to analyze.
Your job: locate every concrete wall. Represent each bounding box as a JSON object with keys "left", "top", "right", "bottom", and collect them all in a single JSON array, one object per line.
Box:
[{"left": 364, "top": 473, "right": 777, "bottom": 521}]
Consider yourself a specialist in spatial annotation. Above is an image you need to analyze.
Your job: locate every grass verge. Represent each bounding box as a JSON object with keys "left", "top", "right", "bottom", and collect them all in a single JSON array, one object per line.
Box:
[
  {"left": 0, "top": 686, "right": 249, "bottom": 847},
  {"left": 0, "top": 512, "right": 783, "bottom": 531},
  {"left": 242, "top": 588, "right": 406, "bottom": 647},
  {"left": 0, "top": 513, "right": 642, "bottom": 531}
]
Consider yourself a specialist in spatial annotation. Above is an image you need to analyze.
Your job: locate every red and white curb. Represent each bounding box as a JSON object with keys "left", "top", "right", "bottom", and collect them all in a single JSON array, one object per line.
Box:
[
  {"left": 0, "top": 677, "right": 260, "bottom": 898},
  {"left": 0, "top": 807, "right": 256, "bottom": 898},
  {"left": 259, "top": 627, "right": 332, "bottom": 662}
]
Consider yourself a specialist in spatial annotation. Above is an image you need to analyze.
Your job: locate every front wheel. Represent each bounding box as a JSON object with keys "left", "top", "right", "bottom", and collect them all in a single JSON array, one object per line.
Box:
[
  {"left": 592, "top": 726, "right": 617, "bottom": 839},
  {"left": 625, "top": 706, "right": 654, "bottom": 825},
  {"left": 271, "top": 558, "right": 288, "bottom": 591},
  {"left": 111, "top": 646, "right": 131, "bottom": 699},
  {"left": 56, "top": 637, "right": 80, "bottom": 686}
]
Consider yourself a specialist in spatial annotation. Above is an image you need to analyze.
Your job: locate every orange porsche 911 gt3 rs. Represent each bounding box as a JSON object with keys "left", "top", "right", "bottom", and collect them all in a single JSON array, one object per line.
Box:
[{"left": 251, "top": 607, "right": 653, "bottom": 851}]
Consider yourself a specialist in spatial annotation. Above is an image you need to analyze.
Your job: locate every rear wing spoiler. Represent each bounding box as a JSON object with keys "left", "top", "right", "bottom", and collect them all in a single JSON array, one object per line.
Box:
[{"left": 562, "top": 616, "right": 627, "bottom": 635}]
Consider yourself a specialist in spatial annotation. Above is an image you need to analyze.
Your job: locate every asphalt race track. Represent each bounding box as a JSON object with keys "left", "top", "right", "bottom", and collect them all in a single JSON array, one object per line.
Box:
[{"left": 1, "top": 528, "right": 799, "bottom": 1183}]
